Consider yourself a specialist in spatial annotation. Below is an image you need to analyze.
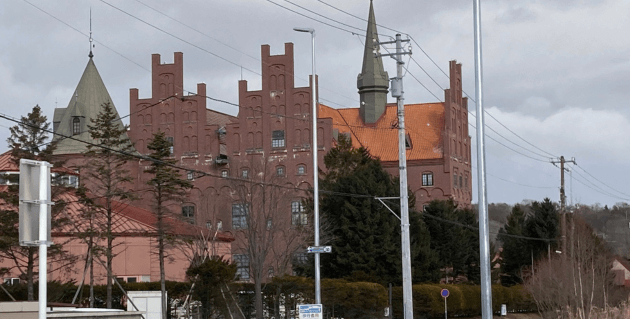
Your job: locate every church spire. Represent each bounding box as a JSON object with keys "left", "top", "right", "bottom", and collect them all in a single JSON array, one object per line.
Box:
[
  {"left": 88, "top": 8, "right": 94, "bottom": 58},
  {"left": 357, "top": 0, "right": 389, "bottom": 124}
]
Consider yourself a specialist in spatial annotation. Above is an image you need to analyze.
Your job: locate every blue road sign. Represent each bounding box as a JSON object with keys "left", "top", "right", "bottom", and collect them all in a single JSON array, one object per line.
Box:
[{"left": 441, "top": 288, "right": 450, "bottom": 298}]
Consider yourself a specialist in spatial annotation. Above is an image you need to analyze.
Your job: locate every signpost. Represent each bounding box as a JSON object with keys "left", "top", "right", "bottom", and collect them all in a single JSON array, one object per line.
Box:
[
  {"left": 307, "top": 246, "right": 332, "bottom": 253},
  {"left": 19, "top": 159, "right": 53, "bottom": 319},
  {"left": 298, "top": 304, "right": 322, "bottom": 319},
  {"left": 440, "top": 289, "right": 449, "bottom": 319}
]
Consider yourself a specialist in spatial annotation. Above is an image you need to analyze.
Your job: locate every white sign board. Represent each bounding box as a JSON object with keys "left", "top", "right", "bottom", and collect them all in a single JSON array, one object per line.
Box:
[
  {"left": 127, "top": 291, "right": 165, "bottom": 319},
  {"left": 298, "top": 304, "right": 322, "bottom": 319}
]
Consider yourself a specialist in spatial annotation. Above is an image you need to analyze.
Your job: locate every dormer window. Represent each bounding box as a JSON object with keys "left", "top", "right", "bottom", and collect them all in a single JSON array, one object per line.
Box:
[
  {"left": 405, "top": 134, "right": 412, "bottom": 149},
  {"left": 72, "top": 117, "right": 80, "bottom": 135}
]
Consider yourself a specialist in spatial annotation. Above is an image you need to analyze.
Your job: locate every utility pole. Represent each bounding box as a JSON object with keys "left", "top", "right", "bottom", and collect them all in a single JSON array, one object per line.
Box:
[
  {"left": 550, "top": 156, "right": 576, "bottom": 255},
  {"left": 377, "top": 33, "right": 412, "bottom": 319}
]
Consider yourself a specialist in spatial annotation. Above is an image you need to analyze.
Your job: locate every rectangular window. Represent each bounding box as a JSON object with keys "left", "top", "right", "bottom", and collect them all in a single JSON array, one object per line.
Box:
[
  {"left": 453, "top": 173, "right": 458, "bottom": 187},
  {"left": 272, "top": 130, "right": 285, "bottom": 148},
  {"left": 465, "top": 176, "right": 468, "bottom": 189},
  {"left": 206, "top": 220, "right": 213, "bottom": 229},
  {"left": 268, "top": 267, "right": 274, "bottom": 278},
  {"left": 182, "top": 206, "right": 195, "bottom": 218},
  {"left": 291, "top": 201, "right": 307, "bottom": 226},
  {"left": 294, "top": 253, "right": 308, "bottom": 265},
  {"left": 221, "top": 170, "right": 228, "bottom": 178},
  {"left": 232, "top": 204, "right": 248, "bottom": 229},
  {"left": 167, "top": 137, "right": 174, "bottom": 155},
  {"left": 266, "top": 218, "right": 273, "bottom": 230},
  {"left": 72, "top": 117, "right": 81, "bottom": 135},
  {"left": 422, "top": 173, "right": 433, "bottom": 186},
  {"left": 187, "top": 171, "right": 194, "bottom": 180},
  {"left": 297, "top": 165, "right": 306, "bottom": 175},
  {"left": 276, "top": 166, "right": 285, "bottom": 177},
  {"left": 234, "top": 254, "right": 250, "bottom": 280},
  {"left": 126, "top": 277, "right": 137, "bottom": 283},
  {"left": 241, "top": 169, "right": 249, "bottom": 179},
  {"left": 459, "top": 175, "right": 462, "bottom": 188}
]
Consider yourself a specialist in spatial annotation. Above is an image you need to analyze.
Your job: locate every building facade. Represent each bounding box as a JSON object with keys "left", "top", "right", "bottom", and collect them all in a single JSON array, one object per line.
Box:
[{"left": 48, "top": 3, "right": 471, "bottom": 279}]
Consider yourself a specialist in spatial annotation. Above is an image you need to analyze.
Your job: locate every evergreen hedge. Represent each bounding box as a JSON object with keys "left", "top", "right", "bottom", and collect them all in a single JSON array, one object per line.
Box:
[{"left": 392, "top": 284, "right": 536, "bottom": 318}]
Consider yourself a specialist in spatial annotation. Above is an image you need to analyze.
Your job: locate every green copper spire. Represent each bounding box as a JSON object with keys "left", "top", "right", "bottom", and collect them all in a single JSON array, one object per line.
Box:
[{"left": 357, "top": 0, "right": 389, "bottom": 124}]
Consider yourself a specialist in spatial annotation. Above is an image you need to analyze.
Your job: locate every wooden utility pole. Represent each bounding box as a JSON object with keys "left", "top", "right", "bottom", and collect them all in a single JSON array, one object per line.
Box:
[{"left": 551, "top": 156, "right": 576, "bottom": 255}]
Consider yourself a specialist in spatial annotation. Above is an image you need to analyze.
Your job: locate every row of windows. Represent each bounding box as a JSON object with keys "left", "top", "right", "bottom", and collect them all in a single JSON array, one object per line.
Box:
[
  {"left": 230, "top": 201, "right": 308, "bottom": 230},
  {"left": 232, "top": 251, "right": 310, "bottom": 281},
  {"left": 453, "top": 173, "right": 468, "bottom": 189},
  {"left": 219, "top": 164, "right": 306, "bottom": 179}
]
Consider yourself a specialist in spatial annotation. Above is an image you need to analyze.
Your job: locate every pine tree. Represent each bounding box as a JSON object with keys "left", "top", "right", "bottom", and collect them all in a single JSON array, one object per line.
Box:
[
  {"left": 423, "top": 199, "right": 479, "bottom": 283},
  {"left": 0, "top": 105, "right": 73, "bottom": 300},
  {"left": 81, "top": 101, "right": 135, "bottom": 308},
  {"left": 319, "top": 135, "right": 436, "bottom": 285},
  {"left": 497, "top": 204, "right": 529, "bottom": 286},
  {"left": 145, "top": 131, "right": 192, "bottom": 319},
  {"left": 525, "top": 198, "right": 559, "bottom": 260}
]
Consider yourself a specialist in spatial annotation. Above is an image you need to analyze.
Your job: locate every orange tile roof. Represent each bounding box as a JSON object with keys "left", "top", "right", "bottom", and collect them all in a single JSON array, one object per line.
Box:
[
  {"left": 0, "top": 151, "right": 17, "bottom": 171},
  {"left": 319, "top": 103, "right": 444, "bottom": 162}
]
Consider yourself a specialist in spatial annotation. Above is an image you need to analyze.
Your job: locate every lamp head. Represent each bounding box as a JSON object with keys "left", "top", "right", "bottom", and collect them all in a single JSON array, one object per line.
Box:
[{"left": 293, "top": 27, "right": 315, "bottom": 34}]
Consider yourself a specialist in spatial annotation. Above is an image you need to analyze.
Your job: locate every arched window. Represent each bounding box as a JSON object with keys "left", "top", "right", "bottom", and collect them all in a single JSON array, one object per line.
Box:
[{"left": 72, "top": 117, "right": 80, "bottom": 135}]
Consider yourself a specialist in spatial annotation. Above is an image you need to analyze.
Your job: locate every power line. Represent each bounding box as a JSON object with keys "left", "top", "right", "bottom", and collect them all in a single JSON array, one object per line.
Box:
[{"left": 572, "top": 164, "right": 630, "bottom": 199}]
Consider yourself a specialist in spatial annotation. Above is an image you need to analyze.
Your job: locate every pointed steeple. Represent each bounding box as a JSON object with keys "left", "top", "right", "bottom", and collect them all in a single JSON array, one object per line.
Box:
[
  {"left": 357, "top": 0, "right": 389, "bottom": 124},
  {"left": 52, "top": 57, "right": 126, "bottom": 155}
]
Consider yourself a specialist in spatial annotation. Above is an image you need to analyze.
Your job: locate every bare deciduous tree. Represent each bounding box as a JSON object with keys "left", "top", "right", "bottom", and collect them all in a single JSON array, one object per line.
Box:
[
  {"left": 525, "top": 215, "right": 621, "bottom": 318},
  {"left": 231, "top": 155, "right": 310, "bottom": 319}
]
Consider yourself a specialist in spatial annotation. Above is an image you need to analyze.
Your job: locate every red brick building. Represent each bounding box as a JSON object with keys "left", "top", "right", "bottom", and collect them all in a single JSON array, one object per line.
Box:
[{"left": 50, "top": 3, "right": 471, "bottom": 278}]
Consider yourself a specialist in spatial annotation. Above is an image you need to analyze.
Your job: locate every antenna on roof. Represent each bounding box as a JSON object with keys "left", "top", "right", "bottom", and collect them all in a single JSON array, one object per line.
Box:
[{"left": 88, "top": 7, "right": 94, "bottom": 58}]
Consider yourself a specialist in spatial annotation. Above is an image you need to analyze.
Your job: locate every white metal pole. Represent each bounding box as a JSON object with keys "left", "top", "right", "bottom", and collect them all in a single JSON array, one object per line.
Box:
[
  {"left": 394, "top": 33, "right": 413, "bottom": 319},
  {"left": 293, "top": 26, "right": 320, "bottom": 305},
  {"left": 473, "top": 0, "right": 493, "bottom": 318},
  {"left": 310, "top": 29, "right": 321, "bottom": 305},
  {"left": 38, "top": 164, "right": 49, "bottom": 319}
]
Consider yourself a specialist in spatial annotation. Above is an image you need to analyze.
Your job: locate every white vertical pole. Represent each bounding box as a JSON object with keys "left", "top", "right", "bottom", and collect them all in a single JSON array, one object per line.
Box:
[
  {"left": 38, "top": 164, "right": 49, "bottom": 319},
  {"left": 394, "top": 33, "right": 413, "bottom": 319},
  {"left": 473, "top": 0, "right": 493, "bottom": 318},
  {"left": 310, "top": 29, "right": 321, "bottom": 305}
]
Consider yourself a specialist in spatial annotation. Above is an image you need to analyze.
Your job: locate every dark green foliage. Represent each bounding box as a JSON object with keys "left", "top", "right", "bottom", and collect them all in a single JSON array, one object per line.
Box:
[
  {"left": 422, "top": 199, "right": 480, "bottom": 283},
  {"left": 7, "top": 104, "right": 55, "bottom": 161},
  {"left": 82, "top": 101, "right": 136, "bottom": 308},
  {"left": 319, "top": 135, "right": 437, "bottom": 285},
  {"left": 391, "top": 284, "right": 536, "bottom": 318},
  {"left": 497, "top": 205, "right": 529, "bottom": 286},
  {"left": 497, "top": 198, "right": 560, "bottom": 286},
  {"left": 186, "top": 257, "right": 237, "bottom": 319},
  {"left": 525, "top": 198, "right": 559, "bottom": 260},
  {"left": 0, "top": 105, "right": 73, "bottom": 301},
  {"left": 145, "top": 130, "right": 193, "bottom": 318}
]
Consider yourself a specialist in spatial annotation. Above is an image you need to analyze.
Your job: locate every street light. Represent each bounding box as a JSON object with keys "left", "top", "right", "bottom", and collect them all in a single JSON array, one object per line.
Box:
[{"left": 293, "top": 27, "right": 321, "bottom": 305}]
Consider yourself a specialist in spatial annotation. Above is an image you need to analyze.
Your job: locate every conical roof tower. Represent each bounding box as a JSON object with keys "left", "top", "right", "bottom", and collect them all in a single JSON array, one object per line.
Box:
[
  {"left": 53, "top": 53, "right": 126, "bottom": 155},
  {"left": 357, "top": 0, "right": 389, "bottom": 124}
]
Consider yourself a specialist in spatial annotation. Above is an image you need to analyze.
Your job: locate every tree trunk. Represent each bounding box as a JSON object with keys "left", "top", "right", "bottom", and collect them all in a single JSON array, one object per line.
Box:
[
  {"left": 107, "top": 203, "right": 113, "bottom": 309},
  {"left": 158, "top": 194, "right": 167, "bottom": 319},
  {"left": 89, "top": 241, "right": 94, "bottom": 308},
  {"left": 27, "top": 248, "right": 35, "bottom": 301},
  {"left": 255, "top": 273, "right": 263, "bottom": 319}
]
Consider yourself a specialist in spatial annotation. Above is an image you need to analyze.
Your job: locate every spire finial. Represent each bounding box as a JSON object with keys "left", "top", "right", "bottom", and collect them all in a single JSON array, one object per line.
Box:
[{"left": 88, "top": 8, "right": 94, "bottom": 58}]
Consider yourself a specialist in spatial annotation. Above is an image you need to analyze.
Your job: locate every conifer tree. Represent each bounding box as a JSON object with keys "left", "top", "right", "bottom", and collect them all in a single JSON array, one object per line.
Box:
[
  {"left": 145, "top": 131, "right": 192, "bottom": 319},
  {"left": 319, "top": 135, "right": 437, "bottom": 284},
  {"left": 423, "top": 199, "right": 479, "bottom": 283},
  {"left": 0, "top": 105, "right": 73, "bottom": 300},
  {"left": 81, "top": 101, "right": 135, "bottom": 308},
  {"left": 497, "top": 204, "right": 529, "bottom": 286}
]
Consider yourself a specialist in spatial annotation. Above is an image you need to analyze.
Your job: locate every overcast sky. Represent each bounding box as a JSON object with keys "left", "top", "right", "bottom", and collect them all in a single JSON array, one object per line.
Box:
[{"left": 1, "top": 0, "right": 629, "bottom": 207}]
